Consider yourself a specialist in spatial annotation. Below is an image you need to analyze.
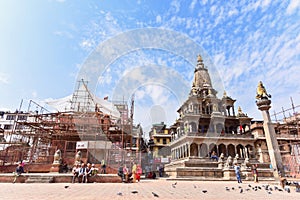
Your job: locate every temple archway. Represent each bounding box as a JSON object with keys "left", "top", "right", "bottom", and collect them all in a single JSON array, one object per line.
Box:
[
  {"left": 209, "top": 143, "right": 217, "bottom": 155},
  {"left": 200, "top": 143, "right": 208, "bottom": 157},
  {"left": 190, "top": 143, "right": 198, "bottom": 157},
  {"left": 228, "top": 144, "right": 235, "bottom": 157},
  {"left": 237, "top": 144, "right": 245, "bottom": 158},
  {"left": 218, "top": 143, "right": 226, "bottom": 156},
  {"left": 245, "top": 144, "right": 254, "bottom": 158}
]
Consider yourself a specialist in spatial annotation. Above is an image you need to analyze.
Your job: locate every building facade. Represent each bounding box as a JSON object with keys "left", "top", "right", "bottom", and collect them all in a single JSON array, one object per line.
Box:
[
  {"left": 165, "top": 55, "right": 300, "bottom": 179},
  {"left": 148, "top": 122, "right": 171, "bottom": 171}
]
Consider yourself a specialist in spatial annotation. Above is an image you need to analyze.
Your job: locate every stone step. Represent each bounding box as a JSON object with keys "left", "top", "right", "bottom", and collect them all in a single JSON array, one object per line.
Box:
[{"left": 25, "top": 176, "right": 54, "bottom": 183}]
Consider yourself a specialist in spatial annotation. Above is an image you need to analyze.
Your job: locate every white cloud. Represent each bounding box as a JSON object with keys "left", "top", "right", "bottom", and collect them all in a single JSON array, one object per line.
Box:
[
  {"left": 170, "top": 0, "right": 181, "bottom": 14},
  {"left": 53, "top": 31, "right": 73, "bottom": 39},
  {"left": 189, "top": 0, "right": 197, "bottom": 11},
  {"left": 32, "top": 91, "right": 37, "bottom": 98},
  {"left": 80, "top": 39, "right": 95, "bottom": 49},
  {"left": 286, "top": 0, "right": 300, "bottom": 15},
  {"left": 210, "top": 5, "right": 217, "bottom": 16},
  {"left": 0, "top": 72, "right": 9, "bottom": 84},
  {"left": 156, "top": 15, "right": 162, "bottom": 24},
  {"left": 228, "top": 8, "right": 238, "bottom": 17}
]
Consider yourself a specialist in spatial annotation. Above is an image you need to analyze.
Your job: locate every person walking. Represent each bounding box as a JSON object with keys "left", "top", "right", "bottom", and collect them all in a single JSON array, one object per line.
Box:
[
  {"left": 252, "top": 164, "right": 259, "bottom": 183},
  {"left": 234, "top": 163, "right": 242, "bottom": 183}
]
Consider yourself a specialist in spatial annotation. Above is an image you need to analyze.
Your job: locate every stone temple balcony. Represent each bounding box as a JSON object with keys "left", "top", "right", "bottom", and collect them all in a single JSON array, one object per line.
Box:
[{"left": 187, "top": 131, "right": 254, "bottom": 138}]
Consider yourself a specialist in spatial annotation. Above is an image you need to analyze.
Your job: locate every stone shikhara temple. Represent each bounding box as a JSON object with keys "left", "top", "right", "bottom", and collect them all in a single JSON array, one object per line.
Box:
[{"left": 165, "top": 55, "right": 275, "bottom": 180}]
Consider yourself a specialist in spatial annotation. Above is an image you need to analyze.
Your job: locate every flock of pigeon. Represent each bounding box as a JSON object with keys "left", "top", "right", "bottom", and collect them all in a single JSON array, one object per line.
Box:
[
  {"left": 63, "top": 180, "right": 299, "bottom": 198},
  {"left": 224, "top": 181, "right": 300, "bottom": 195}
]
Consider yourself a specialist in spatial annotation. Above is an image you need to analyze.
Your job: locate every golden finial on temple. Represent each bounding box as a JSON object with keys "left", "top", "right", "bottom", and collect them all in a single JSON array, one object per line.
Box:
[
  {"left": 238, "top": 106, "right": 242, "bottom": 113},
  {"left": 223, "top": 91, "right": 227, "bottom": 97},
  {"left": 197, "top": 54, "right": 203, "bottom": 62}
]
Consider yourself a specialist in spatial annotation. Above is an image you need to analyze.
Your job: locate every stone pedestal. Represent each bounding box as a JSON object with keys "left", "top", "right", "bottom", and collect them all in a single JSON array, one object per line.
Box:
[
  {"left": 50, "top": 163, "right": 60, "bottom": 173},
  {"left": 256, "top": 99, "right": 284, "bottom": 181}
]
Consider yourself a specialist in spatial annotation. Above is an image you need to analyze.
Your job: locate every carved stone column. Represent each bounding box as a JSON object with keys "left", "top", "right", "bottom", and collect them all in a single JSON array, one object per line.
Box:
[{"left": 256, "top": 98, "right": 284, "bottom": 181}]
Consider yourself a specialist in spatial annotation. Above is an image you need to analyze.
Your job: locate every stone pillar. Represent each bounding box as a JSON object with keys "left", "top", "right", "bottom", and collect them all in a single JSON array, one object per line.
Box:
[{"left": 256, "top": 99, "right": 284, "bottom": 180}]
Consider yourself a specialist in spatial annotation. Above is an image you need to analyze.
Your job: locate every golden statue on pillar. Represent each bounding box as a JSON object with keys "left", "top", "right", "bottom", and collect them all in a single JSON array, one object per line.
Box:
[
  {"left": 197, "top": 54, "right": 203, "bottom": 62},
  {"left": 256, "top": 81, "right": 271, "bottom": 100}
]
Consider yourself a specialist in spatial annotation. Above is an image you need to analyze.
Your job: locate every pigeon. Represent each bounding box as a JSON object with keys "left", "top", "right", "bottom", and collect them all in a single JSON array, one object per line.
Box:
[
  {"left": 248, "top": 184, "right": 252, "bottom": 188},
  {"left": 225, "top": 187, "right": 230, "bottom": 191},
  {"left": 117, "top": 192, "right": 122, "bottom": 196},
  {"left": 238, "top": 186, "right": 242, "bottom": 189},
  {"left": 194, "top": 185, "right": 197, "bottom": 188},
  {"left": 202, "top": 190, "right": 208, "bottom": 193},
  {"left": 232, "top": 187, "right": 235, "bottom": 190},
  {"left": 64, "top": 185, "right": 69, "bottom": 189},
  {"left": 240, "top": 189, "right": 243, "bottom": 193},
  {"left": 274, "top": 186, "right": 278, "bottom": 191},
  {"left": 258, "top": 186, "right": 261, "bottom": 190},
  {"left": 245, "top": 188, "right": 250, "bottom": 192},
  {"left": 269, "top": 188, "right": 273, "bottom": 191},
  {"left": 268, "top": 191, "right": 272, "bottom": 194},
  {"left": 131, "top": 191, "right": 138, "bottom": 194},
  {"left": 172, "top": 182, "right": 177, "bottom": 188},
  {"left": 152, "top": 192, "right": 159, "bottom": 197},
  {"left": 278, "top": 188, "right": 283, "bottom": 192}
]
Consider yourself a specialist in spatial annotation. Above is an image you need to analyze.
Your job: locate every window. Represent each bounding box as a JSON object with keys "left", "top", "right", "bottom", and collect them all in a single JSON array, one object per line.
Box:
[
  {"left": 15, "top": 124, "right": 24, "bottom": 130},
  {"left": 163, "top": 138, "right": 167, "bottom": 144},
  {"left": 6, "top": 115, "right": 15, "bottom": 120},
  {"left": 156, "top": 138, "right": 160, "bottom": 143},
  {"left": 17, "top": 115, "right": 27, "bottom": 121},
  {"left": 4, "top": 125, "right": 12, "bottom": 130}
]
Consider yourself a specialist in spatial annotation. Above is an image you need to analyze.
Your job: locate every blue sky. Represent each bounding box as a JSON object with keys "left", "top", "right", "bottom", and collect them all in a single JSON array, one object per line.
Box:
[{"left": 0, "top": 0, "right": 299, "bottom": 134}]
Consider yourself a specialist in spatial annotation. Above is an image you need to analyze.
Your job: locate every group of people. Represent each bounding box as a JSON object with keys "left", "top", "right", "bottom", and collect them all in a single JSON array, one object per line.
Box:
[
  {"left": 234, "top": 163, "right": 259, "bottom": 184},
  {"left": 118, "top": 162, "right": 142, "bottom": 183},
  {"left": 72, "top": 162, "right": 99, "bottom": 183}
]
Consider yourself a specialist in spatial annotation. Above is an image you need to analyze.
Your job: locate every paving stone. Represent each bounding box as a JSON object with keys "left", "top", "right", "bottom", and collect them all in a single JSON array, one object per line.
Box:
[{"left": 0, "top": 179, "right": 299, "bottom": 200}]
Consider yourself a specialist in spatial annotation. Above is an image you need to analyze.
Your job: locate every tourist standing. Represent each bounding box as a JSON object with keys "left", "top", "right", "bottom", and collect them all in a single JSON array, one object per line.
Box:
[
  {"left": 136, "top": 164, "right": 142, "bottom": 182},
  {"left": 159, "top": 164, "right": 164, "bottom": 177},
  {"left": 234, "top": 163, "right": 242, "bottom": 183},
  {"left": 132, "top": 162, "right": 137, "bottom": 183},
  {"left": 252, "top": 164, "right": 259, "bottom": 183},
  {"left": 101, "top": 159, "right": 106, "bottom": 174}
]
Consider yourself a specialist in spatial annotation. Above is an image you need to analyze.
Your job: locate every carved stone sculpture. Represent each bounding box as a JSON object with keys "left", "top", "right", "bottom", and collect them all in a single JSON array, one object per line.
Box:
[
  {"left": 53, "top": 149, "right": 62, "bottom": 164},
  {"left": 75, "top": 151, "right": 82, "bottom": 165}
]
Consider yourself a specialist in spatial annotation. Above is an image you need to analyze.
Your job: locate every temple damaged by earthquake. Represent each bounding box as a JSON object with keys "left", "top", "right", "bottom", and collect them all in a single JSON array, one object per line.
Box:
[
  {"left": 0, "top": 79, "right": 146, "bottom": 172},
  {"left": 164, "top": 55, "right": 300, "bottom": 180}
]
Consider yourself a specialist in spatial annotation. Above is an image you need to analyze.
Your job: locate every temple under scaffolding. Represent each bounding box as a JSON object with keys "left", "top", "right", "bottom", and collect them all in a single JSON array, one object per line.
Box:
[{"left": 0, "top": 80, "right": 146, "bottom": 173}]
